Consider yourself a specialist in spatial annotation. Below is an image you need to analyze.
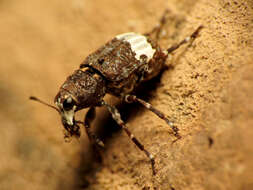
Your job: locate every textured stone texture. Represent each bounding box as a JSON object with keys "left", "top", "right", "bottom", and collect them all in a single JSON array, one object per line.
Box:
[{"left": 0, "top": 0, "right": 252, "bottom": 190}]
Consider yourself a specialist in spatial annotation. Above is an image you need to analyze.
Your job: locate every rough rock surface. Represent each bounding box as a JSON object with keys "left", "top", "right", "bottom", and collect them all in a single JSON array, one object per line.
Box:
[{"left": 0, "top": 0, "right": 252, "bottom": 189}]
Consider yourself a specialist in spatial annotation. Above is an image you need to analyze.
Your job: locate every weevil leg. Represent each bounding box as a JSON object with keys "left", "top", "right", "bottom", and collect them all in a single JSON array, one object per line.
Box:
[
  {"left": 77, "top": 107, "right": 105, "bottom": 162},
  {"left": 102, "top": 101, "right": 156, "bottom": 175},
  {"left": 166, "top": 25, "right": 203, "bottom": 54},
  {"left": 81, "top": 107, "right": 105, "bottom": 148},
  {"left": 124, "top": 95, "right": 181, "bottom": 139},
  {"left": 144, "top": 9, "right": 169, "bottom": 40}
]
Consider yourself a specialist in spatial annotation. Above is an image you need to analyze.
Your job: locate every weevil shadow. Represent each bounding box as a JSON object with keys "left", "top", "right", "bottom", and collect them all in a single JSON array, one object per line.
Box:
[{"left": 71, "top": 66, "right": 172, "bottom": 188}]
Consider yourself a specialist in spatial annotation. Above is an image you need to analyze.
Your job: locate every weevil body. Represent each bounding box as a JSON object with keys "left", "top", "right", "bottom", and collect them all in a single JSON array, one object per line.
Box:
[
  {"left": 55, "top": 32, "right": 167, "bottom": 128},
  {"left": 30, "top": 11, "right": 202, "bottom": 175}
]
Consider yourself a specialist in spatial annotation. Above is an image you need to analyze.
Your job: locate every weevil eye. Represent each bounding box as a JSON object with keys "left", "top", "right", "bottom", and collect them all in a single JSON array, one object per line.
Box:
[{"left": 63, "top": 97, "right": 75, "bottom": 111}]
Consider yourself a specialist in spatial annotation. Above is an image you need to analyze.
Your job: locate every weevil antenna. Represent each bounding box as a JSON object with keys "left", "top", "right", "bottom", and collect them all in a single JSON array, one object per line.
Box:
[{"left": 29, "top": 96, "right": 60, "bottom": 113}]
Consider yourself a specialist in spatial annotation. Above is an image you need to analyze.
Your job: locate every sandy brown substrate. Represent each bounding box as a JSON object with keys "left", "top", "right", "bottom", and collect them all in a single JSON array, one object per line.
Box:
[{"left": 0, "top": 0, "right": 252, "bottom": 190}]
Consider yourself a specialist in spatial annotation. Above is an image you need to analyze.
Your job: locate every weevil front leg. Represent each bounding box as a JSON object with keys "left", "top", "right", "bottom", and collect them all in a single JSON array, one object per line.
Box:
[
  {"left": 124, "top": 95, "right": 181, "bottom": 139},
  {"left": 81, "top": 107, "right": 105, "bottom": 148},
  {"left": 101, "top": 101, "right": 156, "bottom": 175}
]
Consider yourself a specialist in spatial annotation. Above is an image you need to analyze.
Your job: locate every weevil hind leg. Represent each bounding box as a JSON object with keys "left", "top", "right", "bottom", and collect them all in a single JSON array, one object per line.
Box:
[
  {"left": 166, "top": 25, "right": 203, "bottom": 54},
  {"left": 102, "top": 101, "right": 156, "bottom": 175},
  {"left": 124, "top": 95, "right": 181, "bottom": 139},
  {"left": 144, "top": 9, "right": 169, "bottom": 40}
]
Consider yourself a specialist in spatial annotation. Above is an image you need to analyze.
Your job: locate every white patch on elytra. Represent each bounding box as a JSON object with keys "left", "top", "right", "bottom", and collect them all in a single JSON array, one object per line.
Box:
[{"left": 116, "top": 33, "right": 156, "bottom": 62}]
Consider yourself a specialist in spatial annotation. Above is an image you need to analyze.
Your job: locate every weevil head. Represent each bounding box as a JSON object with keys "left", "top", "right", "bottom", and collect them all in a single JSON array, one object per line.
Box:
[{"left": 54, "top": 69, "right": 106, "bottom": 130}]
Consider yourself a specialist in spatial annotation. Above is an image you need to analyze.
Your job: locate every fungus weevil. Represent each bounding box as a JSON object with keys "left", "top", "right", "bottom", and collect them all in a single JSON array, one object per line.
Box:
[{"left": 30, "top": 11, "right": 203, "bottom": 175}]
